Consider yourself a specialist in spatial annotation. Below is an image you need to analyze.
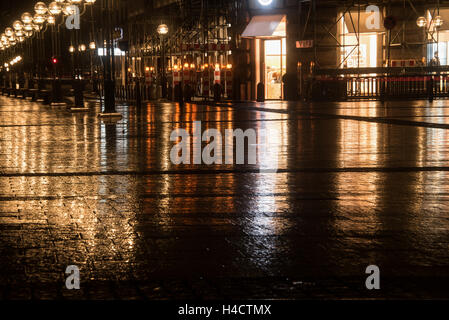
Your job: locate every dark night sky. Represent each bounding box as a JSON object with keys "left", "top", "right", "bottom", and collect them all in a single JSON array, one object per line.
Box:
[{"left": 0, "top": 0, "right": 35, "bottom": 31}]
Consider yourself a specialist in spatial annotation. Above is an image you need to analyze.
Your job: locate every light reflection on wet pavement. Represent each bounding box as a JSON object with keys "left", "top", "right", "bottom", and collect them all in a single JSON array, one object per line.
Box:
[{"left": 0, "top": 96, "right": 449, "bottom": 299}]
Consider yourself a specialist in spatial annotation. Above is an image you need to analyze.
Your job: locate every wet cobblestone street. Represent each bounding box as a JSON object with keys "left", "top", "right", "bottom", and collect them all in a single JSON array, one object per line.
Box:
[{"left": 1, "top": 96, "right": 449, "bottom": 299}]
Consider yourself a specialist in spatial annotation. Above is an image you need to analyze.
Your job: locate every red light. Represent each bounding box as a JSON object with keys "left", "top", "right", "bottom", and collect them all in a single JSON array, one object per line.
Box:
[{"left": 52, "top": 58, "right": 58, "bottom": 64}]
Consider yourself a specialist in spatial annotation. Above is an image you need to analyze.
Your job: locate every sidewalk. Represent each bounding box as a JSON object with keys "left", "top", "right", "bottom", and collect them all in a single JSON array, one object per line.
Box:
[{"left": 1, "top": 95, "right": 449, "bottom": 299}]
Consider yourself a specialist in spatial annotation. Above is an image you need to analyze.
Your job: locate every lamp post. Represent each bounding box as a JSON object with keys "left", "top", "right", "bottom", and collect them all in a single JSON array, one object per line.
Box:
[
  {"left": 157, "top": 23, "right": 168, "bottom": 99},
  {"left": 98, "top": 0, "right": 121, "bottom": 120},
  {"left": 417, "top": 16, "right": 427, "bottom": 65}
]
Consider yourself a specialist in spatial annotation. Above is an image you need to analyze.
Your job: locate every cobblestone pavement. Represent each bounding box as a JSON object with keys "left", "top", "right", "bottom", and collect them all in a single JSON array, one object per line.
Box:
[{"left": 1, "top": 96, "right": 449, "bottom": 300}]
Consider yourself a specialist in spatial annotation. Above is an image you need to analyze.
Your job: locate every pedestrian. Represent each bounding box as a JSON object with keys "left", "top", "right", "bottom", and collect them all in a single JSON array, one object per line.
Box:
[{"left": 430, "top": 52, "right": 441, "bottom": 67}]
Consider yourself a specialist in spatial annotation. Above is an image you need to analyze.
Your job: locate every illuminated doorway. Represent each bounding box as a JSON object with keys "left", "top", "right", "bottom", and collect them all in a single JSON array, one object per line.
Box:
[
  {"left": 241, "top": 14, "right": 287, "bottom": 100},
  {"left": 264, "top": 38, "right": 286, "bottom": 100}
]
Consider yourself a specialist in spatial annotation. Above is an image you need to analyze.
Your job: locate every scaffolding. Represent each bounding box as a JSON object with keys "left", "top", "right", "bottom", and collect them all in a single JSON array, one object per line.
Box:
[{"left": 298, "top": 0, "right": 446, "bottom": 72}]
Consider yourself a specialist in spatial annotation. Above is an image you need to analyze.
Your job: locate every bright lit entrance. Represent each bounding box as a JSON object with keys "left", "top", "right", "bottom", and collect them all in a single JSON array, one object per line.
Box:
[
  {"left": 242, "top": 14, "right": 287, "bottom": 100},
  {"left": 264, "top": 38, "right": 286, "bottom": 100}
]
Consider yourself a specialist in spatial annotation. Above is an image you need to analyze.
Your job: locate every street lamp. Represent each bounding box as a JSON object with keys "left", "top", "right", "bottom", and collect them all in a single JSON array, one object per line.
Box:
[
  {"left": 47, "top": 16, "right": 56, "bottom": 25},
  {"left": 13, "top": 20, "right": 24, "bottom": 31},
  {"left": 23, "top": 24, "right": 34, "bottom": 31},
  {"left": 417, "top": 17, "right": 427, "bottom": 28},
  {"left": 5, "top": 28, "right": 14, "bottom": 37},
  {"left": 417, "top": 17, "right": 428, "bottom": 66},
  {"left": 435, "top": 16, "right": 444, "bottom": 28},
  {"left": 97, "top": 0, "right": 121, "bottom": 119},
  {"left": 48, "top": 2, "right": 62, "bottom": 15},
  {"left": 34, "top": 2, "right": 48, "bottom": 15},
  {"left": 157, "top": 24, "right": 169, "bottom": 35},
  {"left": 157, "top": 24, "right": 168, "bottom": 99},
  {"left": 21, "top": 12, "right": 34, "bottom": 24},
  {"left": 33, "top": 14, "right": 46, "bottom": 25}
]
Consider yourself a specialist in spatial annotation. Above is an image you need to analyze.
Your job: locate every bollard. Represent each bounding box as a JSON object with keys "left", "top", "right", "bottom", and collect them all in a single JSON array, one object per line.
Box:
[
  {"left": 380, "top": 78, "right": 386, "bottom": 102},
  {"left": 135, "top": 82, "right": 142, "bottom": 108},
  {"left": 74, "top": 80, "right": 84, "bottom": 108},
  {"left": 174, "top": 84, "right": 183, "bottom": 104},
  {"left": 51, "top": 79, "right": 63, "bottom": 103},
  {"left": 157, "top": 85, "right": 162, "bottom": 100},
  {"left": 428, "top": 76, "right": 434, "bottom": 102},
  {"left": 185, "top": 84, "right": 192, "bottom": 102},
  {"left": 150, "top": 84, "right": 157, "bottom": 100},
  {"left": 257, "top": 82, "right": 265, "bottom": 102},
  {"left": 213, "top": 83, "right": 221, "bottom": 102}
]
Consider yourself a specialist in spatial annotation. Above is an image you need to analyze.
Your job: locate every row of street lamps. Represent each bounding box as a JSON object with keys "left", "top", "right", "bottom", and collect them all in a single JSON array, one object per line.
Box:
[
  {"left": 0, "top": 1, "right": 113, "bottom": 111},
  {"left": 1, "top": 0, "right": 172, "bottom": 115}
]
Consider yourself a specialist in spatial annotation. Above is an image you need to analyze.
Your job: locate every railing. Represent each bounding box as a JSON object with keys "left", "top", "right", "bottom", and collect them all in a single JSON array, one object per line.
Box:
[{"left": 312, "top": 66, "right": 449, "bottom": 101}]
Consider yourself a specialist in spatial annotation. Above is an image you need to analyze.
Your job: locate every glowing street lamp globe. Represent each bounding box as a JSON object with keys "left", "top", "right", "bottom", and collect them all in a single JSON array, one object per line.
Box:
[
  {"left": 21, "top": 12, "right": 33, "bottom": 24},
  {"left": 5, "top": 28, "right": 14, "bottom": 37},
  {"left": 417, "top": 16, "right": 427, "bottom": 28},
  {"left": 34, "top": 2, "right": 48, "bottom": 15},
  {"left": 85, "top": 0, "right": 97, "bottom": 3},
  {"left": 435, "top": 15, "right": 444, "bottom": 27},
  {"left": 47, "top": 16, "right": 56, "bottom": 24},
  {"left": 157, "top": 24, "right": 169, "bottom": 35},
  {"left": 89, "top": 41, "right": 96, "bottom": 50},
  {"left": 49, "top": 2, "right": 62, "bottom": 15},
  {"left": 23, "top": 24, "right": 33, "bottom": 31},
  {"left": 13, "top": 20, "right": 23, "bottom": 31},
  {"left": 24, "top": 30, "right": 34, "bottom": 38},
  {"left": 33, "top": 14, "right": 46, "bottom": 25}
]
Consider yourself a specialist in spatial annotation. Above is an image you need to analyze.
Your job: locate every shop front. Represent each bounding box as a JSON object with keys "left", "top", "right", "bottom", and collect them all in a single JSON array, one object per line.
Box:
[{"left": 242, "top": 14, "right": 287, "bottom": 100}]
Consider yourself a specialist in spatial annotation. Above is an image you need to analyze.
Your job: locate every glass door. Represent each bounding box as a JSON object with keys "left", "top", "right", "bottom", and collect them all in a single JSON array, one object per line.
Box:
[{"left": 264, "top": 38, "right": 286, "bottom": 100}]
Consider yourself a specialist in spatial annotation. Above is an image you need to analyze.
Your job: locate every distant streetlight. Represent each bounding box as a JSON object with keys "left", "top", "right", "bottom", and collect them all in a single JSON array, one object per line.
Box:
[
  {"left": 34, "top": 2, "right": 48, "bottom": 15},
  {"left": 49, "top": 2, "right": 63, "bottom": 15},
  {"left": 5, "top": 28, "right": 14, "bottom": 37},
  {"left": 33, "top": 14, "right": 46, "bottom": 25},
  {"left": 21, "top": 13, "right": 33, "bottom": 24},
  {"left": 157, "top": 24, "right": 169, "bottom": 98},
  {"left": 13, "top": 20, "right": 23, "bottom": 31},
  {"left": 157, "top": 24, "right": 169, "bottom": 35},
  {"left": 417, "top": 17, "right": 427, "bottom": 28},
  {"left": 23, "top": 24, "right": 33, "bottom": 31},
  {"left": 435, "top": 15, "right": 444, "bottom": 27},
  {"left": 47, "top": 16, "right": 56, "bottom": 25}
]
